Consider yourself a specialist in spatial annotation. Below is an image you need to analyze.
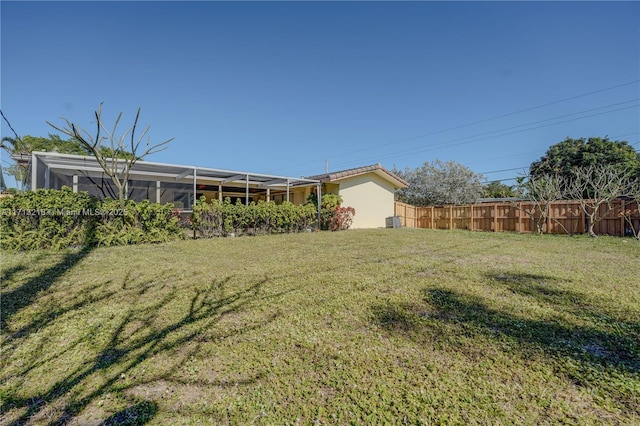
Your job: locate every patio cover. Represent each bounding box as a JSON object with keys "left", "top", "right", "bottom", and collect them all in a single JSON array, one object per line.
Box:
[{"left": 21, "top": 151, "right": 321, "bottom": 209}]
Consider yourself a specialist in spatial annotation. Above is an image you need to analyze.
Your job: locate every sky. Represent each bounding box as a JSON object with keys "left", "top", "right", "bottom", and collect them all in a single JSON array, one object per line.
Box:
[{"left": 2, "top": 1, "right": 639, "bottom": 187}]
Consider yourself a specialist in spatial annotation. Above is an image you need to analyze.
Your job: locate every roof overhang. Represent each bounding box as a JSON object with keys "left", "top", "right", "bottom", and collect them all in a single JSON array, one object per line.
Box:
[
  {"left": 307, "top": 164, "right": 409, "bottom": 189},
  {"left": 23, "top": 152, "right": 320, "bottom": 188}
]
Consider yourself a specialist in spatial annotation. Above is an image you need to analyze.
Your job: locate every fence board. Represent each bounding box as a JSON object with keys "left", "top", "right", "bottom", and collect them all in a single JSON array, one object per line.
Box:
[{"left": 395, "top": 199, "right": 640, "bottom": 237}]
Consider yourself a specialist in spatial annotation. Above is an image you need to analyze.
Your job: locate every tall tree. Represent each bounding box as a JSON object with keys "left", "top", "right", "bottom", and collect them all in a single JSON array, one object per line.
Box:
[
  {"left": 1, "top": 134, "right": 131, "bottom": 192},
  {"left": 1, "top": 136, "right": 27, "bottom": 155},
  {"left": 1, "top": 110, "right": 27, "bottom": 190},
  {"left": 530, "top": 137, "right": 640, "bottom": 180},
  {"left": 394, "top": 160, "right": 484, "bottom": 206},
  {"left": 48, "top": 104, "right": 174, "bottom": 208},
  {"left": 1, "top": 120, "right": 28, "bottom": 190}
]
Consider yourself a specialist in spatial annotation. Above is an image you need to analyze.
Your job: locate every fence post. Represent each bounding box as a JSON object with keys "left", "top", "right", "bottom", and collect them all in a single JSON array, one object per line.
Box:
[
  {"left": 470, "top": 204, "right": 474, "bottom": 231},
  {"left": 620, "top": 199, "right": 625, "bottom": 237},
  {"left": 493, "top": 204, "right": 498, "bottom": 232},
  {"left": 430, "top": 207, "right": 434, "bottom": 229}
]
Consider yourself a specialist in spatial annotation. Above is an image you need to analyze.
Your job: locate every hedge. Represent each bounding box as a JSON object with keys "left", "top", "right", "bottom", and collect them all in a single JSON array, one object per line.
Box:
[
  {"left": 0, "top": 188, "right": 183, "bottom": 250},
  {"left": 192, "top": 197, "right": 317, "bottom": 238}
]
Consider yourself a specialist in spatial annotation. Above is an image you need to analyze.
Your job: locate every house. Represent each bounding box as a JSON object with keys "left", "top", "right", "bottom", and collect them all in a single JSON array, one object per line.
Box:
[
  {"left": 306, "top": 164, "right": 409, "bottom": 229},
  {"left": 20, "top": 152, "right": 407, "bottom": 229},
  {"left": 21, "top": 151, "right": 321, "bottom": 210}
]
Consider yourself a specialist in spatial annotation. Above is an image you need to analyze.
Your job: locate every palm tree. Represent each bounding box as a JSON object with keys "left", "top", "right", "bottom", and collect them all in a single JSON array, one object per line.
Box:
[{"left": 1, "top": 136, "right": 30, "bottom": 191}]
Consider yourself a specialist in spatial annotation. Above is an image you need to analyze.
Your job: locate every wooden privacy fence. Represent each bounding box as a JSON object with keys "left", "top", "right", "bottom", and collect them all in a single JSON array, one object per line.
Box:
[{"left": 394, "top": 199, "right": 640, "bottom": 237}]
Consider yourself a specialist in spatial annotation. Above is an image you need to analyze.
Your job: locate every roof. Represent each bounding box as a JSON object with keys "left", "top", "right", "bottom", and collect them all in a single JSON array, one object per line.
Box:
[
  {"left": 20, "top": 152, "right": 320, "bottom": 188},
  {"left": 306, "top": 163, "right": 409, "bottom": 189}
]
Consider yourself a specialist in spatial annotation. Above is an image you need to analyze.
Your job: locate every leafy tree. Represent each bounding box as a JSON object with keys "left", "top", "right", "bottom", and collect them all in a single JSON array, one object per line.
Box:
[
  {"left": 2, "top": 136, "right": 30, "bottom": 190},
  {"left": 3, "top": 164, "right": 28, "bottom": 191},
  {"left": 394, "top": 160, "right": 484, "bottom": 206},
  {"left": 0, "top": 165, "right": 5, "bottom": 192},
  {"left": 482, "top": 181, "right": 518, "bottom": 198},
  {"left": 18, "top": 134, "right": 91, "bottom": 155},
  {"left": 1, "top": 110, "right": 27, "bottom": 190},
  {"left": 48, "top": 104, "right": 173, "bottom": 209},
  {"left": 2, "top": 134, "right": 95, "bottom": 157},
  {"left": 1, "top": 133, "right": 134, "bottom": 192},
  {"left": 530, "top": 137, "right": 640, "bottom": 181},
  {"left": 1, "top": 136, "right": 27, "bottom": 155}
]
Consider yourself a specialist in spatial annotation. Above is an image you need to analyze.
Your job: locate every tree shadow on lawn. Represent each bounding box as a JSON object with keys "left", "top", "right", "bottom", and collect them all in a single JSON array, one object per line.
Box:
[
  {"left": 2, "top": 273, "right": 292, "bottom": 426},
  {"left": 371, "top": 277, "right": 640, "bottom": 415},
  {"left": 1, "top": 247, "right": 93, "bottom": 334},
  {"left": 484, "top": 271, "right": 639, "bottom": 336},
  {"left": 102, "top": 400, "right": 158, "bottom": 426}
]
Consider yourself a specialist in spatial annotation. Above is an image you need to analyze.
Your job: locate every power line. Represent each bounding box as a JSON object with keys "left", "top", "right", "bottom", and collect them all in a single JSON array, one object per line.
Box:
[
  {"left": 339, "top": 101, "right": 638, "bottom": 166},
  {"left": 610, "top": 132, "right": 640, "bottom": 139},
  {"left": 485, "top": 176, "right": 522, "bottom": 183},
  {"left": 480, "top": 166, "right": 529, "bottom": 175},
  {"left": 320, "top": 79, "right": 640, "bottom": 162},
  {"left": 464, "top": 150, "right": 542, "bottom": 171},
  {"left": 0, "top": 110, "right": 23, "bottom": 142},
  {"left": 377, "top": 99, "right": 638, "bottom": 161},
  {"left": 327, "top": 102, "right": 640, "bottom": 171},
  {"left": 475, "top": 134, "right": 639, "bottom": 169}
]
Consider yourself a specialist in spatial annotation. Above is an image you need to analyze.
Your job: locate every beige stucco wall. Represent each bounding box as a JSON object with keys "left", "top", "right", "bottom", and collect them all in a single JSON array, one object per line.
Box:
[
  {"left": 336, "top": 173, "right": 397, "bottom": 229},
  {"left": 322, "top": 183, "right": 340, "bottom": 196}
]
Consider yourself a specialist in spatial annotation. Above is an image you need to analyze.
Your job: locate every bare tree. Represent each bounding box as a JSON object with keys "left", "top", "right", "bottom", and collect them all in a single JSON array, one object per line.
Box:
[
  {"left": 48, "top": 104, "right": 173, "bottom": 209},
  {"left": 566, "top": 165, "right": 631, "bottom": 237},
  {"left": 620, "top": 178, "right": 640, "bottom": 240},
  {"left": 514, "top": 174, "right": 569, "bottom": 234}
]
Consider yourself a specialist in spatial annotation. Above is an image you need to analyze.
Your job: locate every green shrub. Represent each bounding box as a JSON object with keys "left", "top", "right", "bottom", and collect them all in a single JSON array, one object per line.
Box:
[
  {"left": 93, "top": 199, "right": 183, "bottom": 247},
  {"left": 0, "top": 188, "right": 184, "bottom": 250},
  {"left": 192, "top": 197, "right": 317, "bottom": 238},
  {"left": 0, "top": 188, "right": 98, "bottom": 250},
  {"left": 320, "top": 193, "right": 342, "bottom": 210},
  {"left": 307, "top": 193, "right": 356, "bottom": 231},
  {"left": 192, "top": 198, "right": 226, "bottom": 238}
]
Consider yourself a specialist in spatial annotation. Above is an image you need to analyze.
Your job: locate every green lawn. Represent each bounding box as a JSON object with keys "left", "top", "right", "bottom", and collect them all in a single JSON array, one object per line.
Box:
[{"left": 1, "top": 229, "right": 639, "bottom": 425}]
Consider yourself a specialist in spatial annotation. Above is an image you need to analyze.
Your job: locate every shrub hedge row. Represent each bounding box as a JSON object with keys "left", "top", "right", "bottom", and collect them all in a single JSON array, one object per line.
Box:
[
  {"left": 192, "top": 197, "right": 317, "bottom": 237},
  {"left": 0, "top": 189, "right": 357, "bottom": 249},
  {"left": 0, "top": 188, "right": 183, "bottom": 250}
]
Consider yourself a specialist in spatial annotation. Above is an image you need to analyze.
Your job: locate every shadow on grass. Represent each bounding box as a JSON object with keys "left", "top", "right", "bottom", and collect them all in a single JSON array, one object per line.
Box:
[
  {"left": 423, "top": 288, "right": 638, "bottom": 372},
  {"left": 1, "top": 247, "right": 93, "bottom": 334},
  {"left": 2, "top": 273, "right": 289, "bottom": 426},
  {"left": 0, "top": 264, "right": 27, "bottom": 284},
  {"left": 484, "top": 271, "right": 636, "bottom": 327},
  {"left": 103, "top": 400, "right": 158, "bottom": 426},
  {"left": 371, "top": 280, "right": 639, "bottom": 414}
]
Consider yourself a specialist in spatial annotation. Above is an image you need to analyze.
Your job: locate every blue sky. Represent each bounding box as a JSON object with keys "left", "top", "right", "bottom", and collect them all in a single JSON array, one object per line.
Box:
[{"left": 2, "top": 1, "right": 639, "bottom": 187}]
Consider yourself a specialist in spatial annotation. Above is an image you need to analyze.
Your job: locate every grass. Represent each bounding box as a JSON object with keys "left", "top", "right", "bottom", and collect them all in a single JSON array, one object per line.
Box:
[{"left": 1, "top": 228, "right": 639, "bottom": 425}]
